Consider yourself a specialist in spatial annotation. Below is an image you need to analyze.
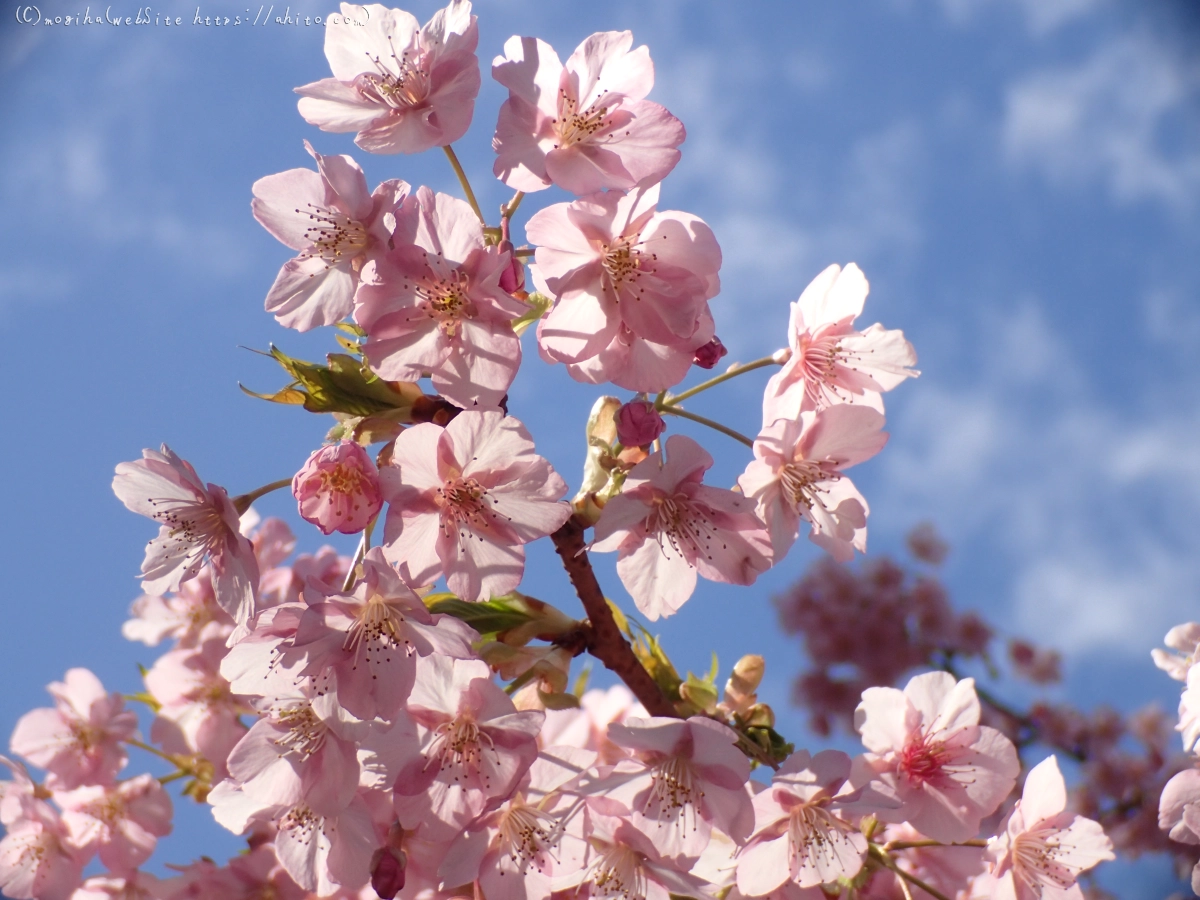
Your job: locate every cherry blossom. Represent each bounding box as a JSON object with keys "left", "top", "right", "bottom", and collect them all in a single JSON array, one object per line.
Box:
[
  {"left": 1159, "top": 768, "right": 1200, "bottom": 894},
  {"left": 540, "top": 686, "right": 648, "bottom": 765},
  {"left": 287, "top": 548, "right": 477, "bottom": 721},
  {"left": 615, "top": 399, "right": 666, "bottom": 447},
  {"left": 761, "top": 263, "right": 918, "bottom": 423},
  {"left": 380, "top": 410, "right": 571, "bottom": 601},
  {"left": 988, "top": 756, "right": 1113, "bottom": 900},
  {"left": 555, "top": 810, "right": 714, "bottom": 900},
  {"left": 853, "top": 672, "right": 1019, "bottom": 844},
  {"left": 122, "top": 576, "right": 232, "bottom": 648},
  {"left": 56, "top": 775, "right": 173, "bottom": 874},
  {"left": 1180, "top": 664, "right": 1200, "bottom": 753},
  {"left": 735, "top": 750, "right": 876, "bottom": 894},
  {"left": 113, "top": 446, "right": 259, "bottom": 629},
  {"left": 295, "top": 1, "right": 481, "bottom": 154},
  {"left": 71, "top": 872, "right": 173, "bottom": 900},
  {"left": 527, "top": 185, "right": 720, "bottom": 392},
  {"left": 252, "top": 142, "right": 407, "bottom": 331},
  {"left": 491, "top": 31, "right": 684, "bottom": 194},
  {"left": 9, "top": 668, "right": 138, "bottom": 790},
  {"left": 292, "top": 440, "right": 383, "bottom": 535},
  {"left": 356, "top": 186, "right": 527, "bottom": 409},
  {"left": 391, "top": 656, "right": 544, "bottom": 838},
  {"left": 592, "top": 434, "right": 772, "bottom": 620},
  {"left": 439, "top": 746, "right": 595, "bottom": 900},
  {"left": 1153, "top": 622, "right": 1200, "bottom": 681},
  {"left": 0, "top": 797, "right": 85, "bottom": 900},
  {"left": 738, "top": 404, "right": 887, "bottom": 564},
  {"left": 586, "top": 716, "right": 753, "bottom": 861}
]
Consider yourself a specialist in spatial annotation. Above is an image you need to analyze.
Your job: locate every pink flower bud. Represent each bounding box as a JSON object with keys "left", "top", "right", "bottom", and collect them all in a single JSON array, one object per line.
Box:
[
  {"left": 693, "top": 336, "right": 728, "bottom": 369},
  {"left": 615, "top": 399, "right": 666, "bottom": 447},
  {"left": 369, "top": 845, "right": 406, "bottom": 900},
  {"left": 292, "top": 441, "right": 383, "bottom": 536}
]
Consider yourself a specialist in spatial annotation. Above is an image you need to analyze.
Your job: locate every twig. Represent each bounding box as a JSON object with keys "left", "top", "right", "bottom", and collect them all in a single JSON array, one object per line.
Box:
[
  {"left": 443, "top": 145, "right": 484, "bottom": 224},
  {"left": 550, "top": 517, "right": 675, "bottom": 717},
  {"left": 869, "top": 845, "right": 953, "bottom": 900},
  {"left": 663, "top": 355, "right": 781, "bottom": 405},
  {"left": 660, "top": 405, "right": 753, "bottom": 447}
]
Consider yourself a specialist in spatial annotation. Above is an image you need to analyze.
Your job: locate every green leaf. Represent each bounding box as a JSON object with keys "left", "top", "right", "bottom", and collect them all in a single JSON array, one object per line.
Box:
[
  {"left": 243, "top": 345, "right": 424, "bottom": 418},
  {"left": 427, "top": 596, "right": 537, "bottom": 637}
]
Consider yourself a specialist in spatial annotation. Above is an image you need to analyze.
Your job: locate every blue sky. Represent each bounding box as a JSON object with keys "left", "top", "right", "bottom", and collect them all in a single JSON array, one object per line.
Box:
[{"left": 2, "top": 0, "right": 1199, "bottom": 892}]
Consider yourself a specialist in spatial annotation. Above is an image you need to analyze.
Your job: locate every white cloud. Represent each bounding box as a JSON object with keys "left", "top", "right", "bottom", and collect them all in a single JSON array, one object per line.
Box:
[
  {"left": 1003, "top": 33, "right": 1200, "bottom": 210},
  {"left": 879, "top": 300, "right": 1200, "bottom": 656}
]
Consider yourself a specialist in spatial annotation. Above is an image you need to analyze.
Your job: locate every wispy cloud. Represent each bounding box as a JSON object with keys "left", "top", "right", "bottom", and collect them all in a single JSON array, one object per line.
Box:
[{"left": 1003, "top": 32, "right": 1200, "bottom": 211}]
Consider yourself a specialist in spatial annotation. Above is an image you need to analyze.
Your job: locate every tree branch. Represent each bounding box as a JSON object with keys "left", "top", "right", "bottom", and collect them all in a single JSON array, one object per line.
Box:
[{"left": 550, "top": 517, "right": 676, "bottom": 717}]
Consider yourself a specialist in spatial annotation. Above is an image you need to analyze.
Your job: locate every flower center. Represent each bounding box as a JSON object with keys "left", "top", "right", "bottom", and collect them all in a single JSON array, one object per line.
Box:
[
  {"left": 899, "top": 730, "right": 951, "bottom": 787},
  {"left": 1012, "top": 828, "right": 1077, "bottom": 893},
  {"left": 778, "top": 459, "right": 838, "bottom": 514},
  {"left": 436, "top": 476, "right": 508, "bottom": 541},
  {"left": 272, "top": 704, "right": 329, "bottom": 760},
  {"left": 413, "top": 268, "right": 475, "bottom": 336},
  {"left": 296, "top": 204, "right": 369, "bottom": 266},
  {"left": 498, "top": 797, "right": 559, "bottom": 871},
  {"left": 649, "top": 493, "right": 717, "bottom": 566},
  {"left": 646, "top": 755, "right": 704, "bottom": 828},
  {"left": 355, "top": 47, "right": 431, "bottom": 109},
  {"left": 554, "top": 90, "right": 612, "bottom": 148},
  {"left": 148, "top": 496, "right": 229, "bottom": 580},
  {"left": 786, "top": 801, "right": 858, "bottom": 867},
  {"left": 426, "top": 714, "right": 496, "bottom": 783},
  {"left": 343, "top": 592, "right": 411, "bottom": 666},
  {"left": 589, "top": 843, "right": 647, "bottom": 900}
]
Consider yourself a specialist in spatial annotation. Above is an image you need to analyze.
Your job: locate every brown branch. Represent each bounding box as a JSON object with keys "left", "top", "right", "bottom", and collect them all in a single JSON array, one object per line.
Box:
[{"left": 551, "top": 517, "right": 676, "bottom": 717}]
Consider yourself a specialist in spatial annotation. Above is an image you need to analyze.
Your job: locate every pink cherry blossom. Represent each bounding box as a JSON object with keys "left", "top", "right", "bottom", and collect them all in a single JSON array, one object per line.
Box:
[
  {"left": 287, "top": 548, "right": 477, "bottom": 721},
  {"left": 736, "top": 750, "right": 878, "bottom": 895},
  {"left": 438, "top": 747, "right": 596, "bottom": 900},
  {"left": 540, "top": 686, "right": 648, "bottom": 765},
  {"left": 122, "top": 576, "right": 232, "bottom": 648},
  {"left": 9, "top": 669, "right": 138, "bottom": 790},
  {"left": 71, "top": 871, "right": 173, "bottom": 900},
  {"left": 554, "top": 810, "right": 714, "bottom": 900},
  {"left": 356, "top": 186, "right": 527, "bottom": 409},
  {"left": 852, "top": 672, "right": 1019, "bottom": 844},
  {"left": 292, "top": 440, "right": 383, "bottom": 535},
  {"left": 761, "top": 264, "right": 918, "bottom": 423},
  {"left": 1153, "top": 622, "right": 1200, "bottom": 681},
  {"left": 224, "top": 690, "right": 364, "bottom": 819},
  {"left": 391, "top": 656, "right": 544, "bottom": 839},
  {"left": 592, "top": 434, "right": 772, "bottom": 621},
  {"left": 586, "top": 716, "right": 753, "bottom": 861},
  {"left": 209, "top": 783, "right": 379, "bottom": 896},
  {"left": 380, "top": 410, "right": 571, "bottom": 601},
  {"left": 0, "top": 797, "right": 85, "bottom": 900},
  {"left": 113, "top": 446, "right": 259, "bottom": 629},
  {"left": 252, "top": 141, "right": 408, "bottom": 331},
  {"left": 738, "top": 405, "right": 888, "bottom": 564},
  {"left": 1159, "top": 768, "right": 1200, "bottom": 894},
  {"left": 527, "top": 185, "right": 720, "bottom": 392},
  {"left": 1180, "top": 664, "right": 1200, "bottom": 753},
  {"left": 144, "top": 636, "right": 249, "bottom": 780},
  {"left": 491, "top": 32, "right": 684, "bottom": 195},
  {"left": 988, "top": 756, "right": 1113, "bottom": 900},
  {"left": 615, "top": 399, "right": 666, "bottom": 447},
  {"left": 295, "top": 1, "right": 480, "bottom": 155},
  {"left": 56, "top": 775, "right": 173, "bottom": 874}
]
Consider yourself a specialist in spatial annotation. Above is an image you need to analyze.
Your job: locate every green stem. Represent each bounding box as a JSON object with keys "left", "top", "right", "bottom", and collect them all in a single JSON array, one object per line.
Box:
[
  {"left": 231, "top": 478, "right": 292, "bottom": 514},
  {"left": 660, "top": 406, "right": 753, "bottom": 448},
  {"left": 126, "top": 738, "right": 177, "bottom": 764},
  {"left": 443, "top": 145, "right": 484, "bottom": 224},
  {"left": 502, "top": 190, "right": 525, "bottom": 219},
  {"left": 869, "top": 846, "right": 953, "bottom": 900},
  {"left": 885, "top": 839, "right": 988, "bottom": 851},
  {"left": 662, "top": 355, "right": 781, "bottom": 406}
]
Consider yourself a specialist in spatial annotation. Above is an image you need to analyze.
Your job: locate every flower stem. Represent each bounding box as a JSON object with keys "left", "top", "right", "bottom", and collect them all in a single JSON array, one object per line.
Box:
[
  {"left": 502, "top": 190, "right": 525, "bottom": 219},
  {"left": 231, "top": 477, "right": 292, "bottom": 514},
  {"left": 885, "top": 839, "right": 988, "bottom": 851},
  {"left": 444, "top": 145, "right": 485, "bottom": 225},
  {"left": 341, "top": 518, "right": 377, "bottom": 592},
  {"left": 126, "top": 738, "right": 177, "bottom": 764},
  {"left": 660, "top": 406, "right": 753, "bottom": 447},
  {"left": 663, "top": 355, "right": 781, "bottom": 406},
  {"left": 869, "top": 846, "right": 953, "bottom": 900}
]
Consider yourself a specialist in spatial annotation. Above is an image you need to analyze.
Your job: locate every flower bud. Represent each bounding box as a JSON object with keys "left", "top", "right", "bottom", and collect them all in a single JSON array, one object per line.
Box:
[
  {"left": 292, "top": 440, "right": 383, "bottom": 535},
  {"left": 369, "top": 845, "right": 407, "bottom": 900},
  {"left": 692, "top": 336, "right": 728, "bottom": 369},
  {"left": 615, "top": 399, "right": 666, "bottom": 447},
  {"left": 498, "top": 216, "right": 525, "bottom": 294}
]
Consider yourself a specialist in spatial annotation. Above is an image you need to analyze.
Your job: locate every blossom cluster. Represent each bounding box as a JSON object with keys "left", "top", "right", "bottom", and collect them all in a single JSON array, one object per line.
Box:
[{"left": 0, "top": 2, "right": 1127, "bottom": 899}]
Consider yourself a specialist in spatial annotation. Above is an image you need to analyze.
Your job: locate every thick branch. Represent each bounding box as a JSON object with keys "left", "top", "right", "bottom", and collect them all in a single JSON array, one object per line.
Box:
[{"left": 551, "top": 517, "right": 676, "bottom": 717}]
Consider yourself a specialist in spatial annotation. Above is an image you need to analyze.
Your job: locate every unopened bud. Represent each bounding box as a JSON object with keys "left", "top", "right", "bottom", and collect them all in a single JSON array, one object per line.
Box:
[
  {"left": 498, "top": 217, "right": 525, "bottom": 294},
  {"left": 370, "top": 845, "right": 407, "bottom": 900},
  {"left": 693, "top": 337, "right": 728, "bottom": 369},
  {"left": 771, "top": 347, "right": 792, "bottom": 365},
  {"left": 615, "top": 399, "right": 666, "bottom": 447}
]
